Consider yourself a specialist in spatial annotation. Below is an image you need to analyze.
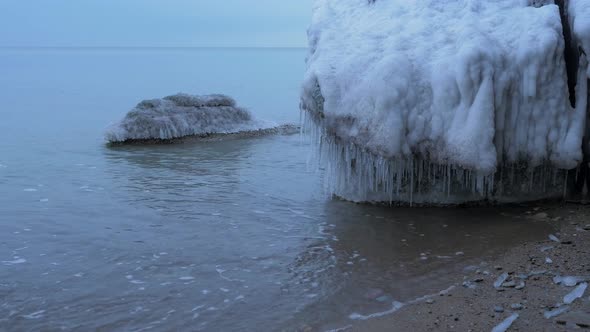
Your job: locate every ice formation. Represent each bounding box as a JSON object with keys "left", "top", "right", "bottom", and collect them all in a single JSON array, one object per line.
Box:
[
  {"left": 106, "top": 94, "right": 276, "bottom": 144},
  {"left": 301, "top": 0, "right": 590, "bottom": 204}
]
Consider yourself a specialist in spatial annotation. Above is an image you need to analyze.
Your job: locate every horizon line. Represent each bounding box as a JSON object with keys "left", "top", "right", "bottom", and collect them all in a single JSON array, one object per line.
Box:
[{"left": 0, "top": 46, "right": 308, "bottom": 50}]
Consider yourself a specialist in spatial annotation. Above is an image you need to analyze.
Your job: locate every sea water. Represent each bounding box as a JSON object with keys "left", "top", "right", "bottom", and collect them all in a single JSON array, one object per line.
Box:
[{"left": 0, "top": 47, "right": 556, "bottom": 331}]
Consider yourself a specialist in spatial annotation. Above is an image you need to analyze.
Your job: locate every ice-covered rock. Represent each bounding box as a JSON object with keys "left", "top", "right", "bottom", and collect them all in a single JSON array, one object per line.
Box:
[
  {"left": 106, "top": 93, "right": 277, "bottom": 144},
  {"left": 301, "top": 0, "right": 590, "bottom": 204}
]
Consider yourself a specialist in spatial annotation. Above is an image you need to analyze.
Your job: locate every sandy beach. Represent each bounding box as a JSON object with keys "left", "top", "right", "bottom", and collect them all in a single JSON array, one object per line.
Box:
[{"left": 344, "top": 203, "right": 590, "bottom": 331}]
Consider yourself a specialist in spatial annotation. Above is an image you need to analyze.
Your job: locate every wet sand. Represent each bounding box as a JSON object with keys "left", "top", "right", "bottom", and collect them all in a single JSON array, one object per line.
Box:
[{"left": 349, "top": 203, "right": 590, "bottom": 332}]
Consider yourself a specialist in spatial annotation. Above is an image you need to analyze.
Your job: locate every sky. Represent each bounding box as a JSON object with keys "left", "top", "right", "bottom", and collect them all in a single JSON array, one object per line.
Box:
[{"left": 0, "top": 0, "right": 312, "bottom": 48}]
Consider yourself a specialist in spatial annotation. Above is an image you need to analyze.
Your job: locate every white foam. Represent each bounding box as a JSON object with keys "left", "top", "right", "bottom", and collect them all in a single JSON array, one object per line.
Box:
[
  {"left": 22, "top": 310, "right": 45, "bottom": 320},
  {"left": 3, "top": 258, "right": 26, "bottom": 265}
]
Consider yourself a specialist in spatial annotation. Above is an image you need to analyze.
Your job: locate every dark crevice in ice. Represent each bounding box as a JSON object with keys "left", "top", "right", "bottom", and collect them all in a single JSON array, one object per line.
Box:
[{"left": 556, "top": 0, "right": 579, "bottom": 108}]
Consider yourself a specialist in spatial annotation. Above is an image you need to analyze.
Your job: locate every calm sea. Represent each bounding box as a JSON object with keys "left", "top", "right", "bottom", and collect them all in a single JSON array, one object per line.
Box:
[{"left": 0, "top": 47, "right": 555, "bottom": 331}]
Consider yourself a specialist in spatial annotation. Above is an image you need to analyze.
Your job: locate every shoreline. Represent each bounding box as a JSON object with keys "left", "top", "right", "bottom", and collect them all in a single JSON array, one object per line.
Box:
[{"left": 342, "top": 203, "right": 590, "bottom": 331}]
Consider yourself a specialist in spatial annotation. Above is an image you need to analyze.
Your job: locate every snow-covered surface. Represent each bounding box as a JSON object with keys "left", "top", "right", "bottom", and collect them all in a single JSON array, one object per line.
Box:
[
  {"left": 570, "top": 0, "right": 590, "bottom": 69},
  {"left": 106, "top": 94, "right": 276, "bottom": 143},
  {"left": 302, "top": 0, "right": 590, "bottom": 203}
]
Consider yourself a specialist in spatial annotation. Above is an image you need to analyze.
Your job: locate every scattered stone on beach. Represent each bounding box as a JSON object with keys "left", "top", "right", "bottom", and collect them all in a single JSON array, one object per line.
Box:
[
  {"left": 553, "top": 276, "right": 589, "bottom": 287},
  {"left": 563, "top": 283, "right": 588, "bottom": 304},
  {"left": 515, "top": 281, "right": 526, "bottom": 290},
  {"left": 502, "top": 281, "right": 516, "bottom": 288},
  {"left": 510, "top": 303, "right": 524, "bottom": 310},
  {"left": 426, "top": 299, "right": 435, "bottom": 304},
  {"left": 494, "top": 273, "right": 509, "bottom": 289},
  {"left": 494, "top": 305, "right": 505, "bottom": 313},
  {"left": 491, "top": 313, "right": 519, "bottom": 332},
  {"left": 549, "top": 234, "right": 560, "bottom": 242},
  {"left": 544, "top": 306, "right": 570, "bottom": 319},
  {"left": 540, "top": 246, "right": 554, "bottom": 252},
  {"left": 462, "top": 281, "right": 476, "bottom": 289},
  {"left": 545, "top": 257, "right": 553, "bottom": 264},
  {"left": 528, "top": 270, "right": 547, "bottom": 277}
]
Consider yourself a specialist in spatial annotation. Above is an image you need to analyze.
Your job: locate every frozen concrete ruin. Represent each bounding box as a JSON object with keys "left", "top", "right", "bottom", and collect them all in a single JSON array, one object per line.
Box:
[
  {"left": 301, "top": 0, "right": 590, "bottom": 204},
  {"left": 106, "top": 94, "right": 280, "bottom": 145}
]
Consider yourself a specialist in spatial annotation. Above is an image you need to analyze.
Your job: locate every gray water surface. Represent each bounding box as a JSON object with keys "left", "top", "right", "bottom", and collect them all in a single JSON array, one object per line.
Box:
[{"left": 0, "top": 48, "right": 555, "bottom": 331}]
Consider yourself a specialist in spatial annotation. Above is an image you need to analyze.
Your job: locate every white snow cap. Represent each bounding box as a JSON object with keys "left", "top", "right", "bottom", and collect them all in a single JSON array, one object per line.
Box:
[{"left": 302, "top": 0, "right": 588, "bottom": 174}]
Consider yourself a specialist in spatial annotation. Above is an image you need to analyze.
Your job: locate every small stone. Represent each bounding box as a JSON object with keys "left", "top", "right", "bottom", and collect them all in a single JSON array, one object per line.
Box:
[
  {"left": 515, "top": 281, "right": 526, "bottom": 290},
  {"left": 583, "top": 225, "right": 590, "bottom": 231},
  {"left": 502, "top": 281, "right": 516, "bottom": 288},
  {"left": 474, "top": 278, "right": 485, "bottom": 283},
  {"left": 494, "top": 306, "right": 505, "bottom": 313},
  {"left": 561, "top": 240, "right": 573, "bottom": 245},
  {"left": 462, "top": 281, "right": 476, "bottom": 289},
  {"left": 510, "top": 303, "right": 524, "bottom": 310},
  {"left": 426, "top": 299, "right": 435, "bottom": 304},
  {"left": 495, "top": 266, "right": 503, "bottom": 271}
]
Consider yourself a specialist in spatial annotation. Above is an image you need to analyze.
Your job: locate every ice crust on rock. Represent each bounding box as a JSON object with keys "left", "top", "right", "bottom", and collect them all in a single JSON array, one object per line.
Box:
[
  {"left": 302, "top": 0, "right": 590, "bottom": 204},
  {"left": 106, "top": 93, "right": 275, "bottom": 143}
]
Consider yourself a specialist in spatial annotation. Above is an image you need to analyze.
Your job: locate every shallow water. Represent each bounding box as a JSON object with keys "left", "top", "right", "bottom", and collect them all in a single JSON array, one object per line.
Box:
[{"left": 0, "top": 48, "right": 556, "bottom": 331}]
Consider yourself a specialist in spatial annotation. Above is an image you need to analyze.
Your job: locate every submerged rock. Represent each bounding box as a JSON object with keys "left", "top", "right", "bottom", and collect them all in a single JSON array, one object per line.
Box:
[{"left": 106, "top": 93, "right": 281, "bottom": 145}]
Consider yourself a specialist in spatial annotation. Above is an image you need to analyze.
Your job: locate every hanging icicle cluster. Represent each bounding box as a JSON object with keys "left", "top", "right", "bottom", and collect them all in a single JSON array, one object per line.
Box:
[{"left": 303, "top": 112, "right": 569, "bottom": 205}]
